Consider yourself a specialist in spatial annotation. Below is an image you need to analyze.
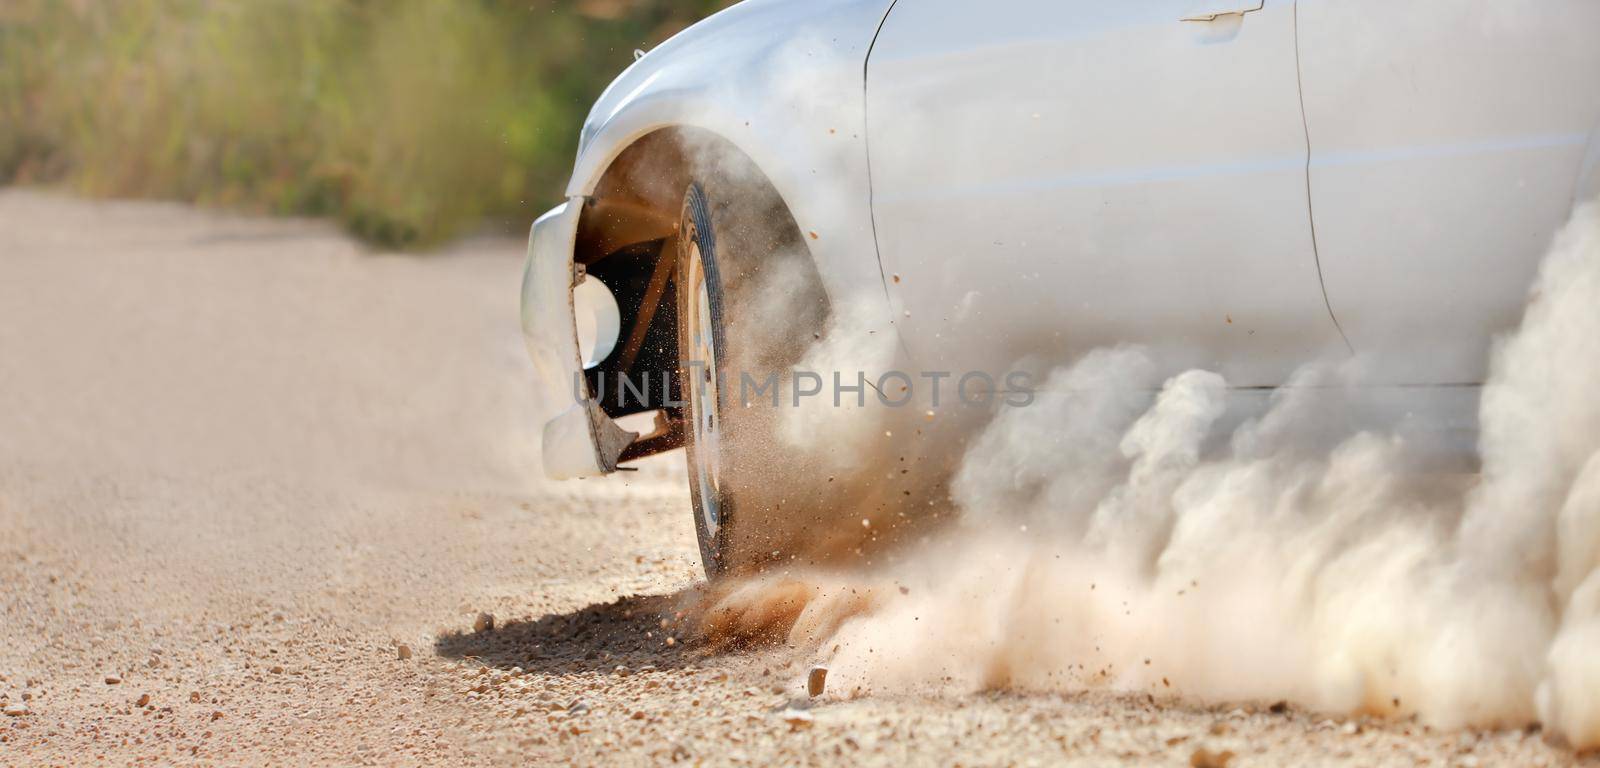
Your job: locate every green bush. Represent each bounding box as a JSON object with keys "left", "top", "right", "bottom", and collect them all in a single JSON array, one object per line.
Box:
[{"left": 0, "top": 0, "right": 730, "bottom": 248}]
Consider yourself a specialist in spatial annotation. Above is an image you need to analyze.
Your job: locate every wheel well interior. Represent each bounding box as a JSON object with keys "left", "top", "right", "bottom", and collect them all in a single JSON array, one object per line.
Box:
[{"left": 575, "top": 127, "right": 801, "bottom": 462}]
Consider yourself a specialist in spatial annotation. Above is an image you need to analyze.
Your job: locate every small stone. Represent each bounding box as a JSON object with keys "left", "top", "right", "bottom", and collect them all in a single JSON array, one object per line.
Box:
[
  {"left": 781, "top": 709, "right": 814, "bottom": 730},
  {"left": 269, "top": 666, "right": 284, "bottom": 675},
  {"left": 1190, "top": 747, "right": 1236, "bottom": 768},
  {"left": 3, "top": 702, "right": 27, "bottom": 717},
  {"left": 474, "top": 613, "right": 495, "bottom": 633},
  {"left": 665, "top": 636, "right": 676, "bottom": 647},
  {"left": 104, "top": 675, "right": 122, "bottom": 685},
  {"left": 190, "top": 692, "right": 203, "bottom": 703},
  {"left": 566, "top": 699, "right": 590, "bottom": 716},
  {"left": 211, "top": 710, "right": 224, "bottom": 721},
  {"left": 396, "top": 644, "right": 412, "bottom": 660},
  {"left": 136, "top": 694, "right": 150, "bottom": 708},
  {"left": 807, "top": 666, "right": 828, "bottom": 697},
  {"left": 613, "top": 665, "right": 630, "bottom": 677}
]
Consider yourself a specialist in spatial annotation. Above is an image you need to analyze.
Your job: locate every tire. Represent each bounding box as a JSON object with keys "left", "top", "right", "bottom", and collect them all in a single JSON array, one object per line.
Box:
[{"left": 675, "top": 180, "right": 825, "bottom": 577}]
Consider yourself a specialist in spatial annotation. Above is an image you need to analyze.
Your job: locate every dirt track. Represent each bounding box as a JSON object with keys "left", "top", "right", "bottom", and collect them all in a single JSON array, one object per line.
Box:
[{"left": 0, "top": 190, "right": 1588, "bottom": 766}]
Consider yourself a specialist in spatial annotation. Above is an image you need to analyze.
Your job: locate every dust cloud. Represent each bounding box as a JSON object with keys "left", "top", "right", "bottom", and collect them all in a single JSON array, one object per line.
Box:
[{"left": 694, "top": 198, "right": 1600, "bottom": 748}]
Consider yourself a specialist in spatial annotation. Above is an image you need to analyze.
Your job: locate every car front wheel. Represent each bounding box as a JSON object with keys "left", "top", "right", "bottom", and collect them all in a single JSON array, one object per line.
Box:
[{"left": 674, "top": 180, "right": 826, "bottom": 577}]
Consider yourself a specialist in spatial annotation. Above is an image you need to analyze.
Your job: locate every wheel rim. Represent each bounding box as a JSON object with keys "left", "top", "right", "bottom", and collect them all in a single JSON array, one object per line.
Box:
[{"left": 684, "top": 240, "right": 723, "bottom": 535}]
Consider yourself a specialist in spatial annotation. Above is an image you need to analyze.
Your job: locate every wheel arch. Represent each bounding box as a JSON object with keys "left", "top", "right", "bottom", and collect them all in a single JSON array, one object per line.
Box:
[
  {"left": 564, "top": 0, "right": 896, "bottom": 329},
  {"left": 572, "top": 126, "right": 813, "bottom": 464},
  {"left": 560, "top": 0, "right": 901, "bottom": 463}
]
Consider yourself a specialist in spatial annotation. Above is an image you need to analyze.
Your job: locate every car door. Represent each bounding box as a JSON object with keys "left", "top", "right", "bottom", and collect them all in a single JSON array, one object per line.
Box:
[
  {"left": 865, "top": 0, "right": 1347, "bottom": 388},
  {"left": 1297, "top": 0, "right": 1600, "bottom": 385}
]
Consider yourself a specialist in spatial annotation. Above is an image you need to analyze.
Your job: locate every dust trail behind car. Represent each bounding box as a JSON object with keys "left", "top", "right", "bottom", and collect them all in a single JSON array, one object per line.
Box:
[{"left": 696, "top": 198, "right": 1600, "bottom": 749}]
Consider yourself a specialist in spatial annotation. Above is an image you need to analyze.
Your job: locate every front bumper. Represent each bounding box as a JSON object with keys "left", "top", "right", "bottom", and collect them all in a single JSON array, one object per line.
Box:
[{"left": 521, "top": 200, "right": 636, "bottom": 479}]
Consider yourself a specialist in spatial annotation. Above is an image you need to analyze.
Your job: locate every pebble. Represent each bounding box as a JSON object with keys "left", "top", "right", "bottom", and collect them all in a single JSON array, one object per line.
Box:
[
  {"left": 807, "top": 666, "right": 828, "bottom": 697},
  {"left": 474, "top": 613, "right": 495, "bottom": 633},
  {"left": 104, "top": 675, "right": 122, "bottom": 685},
  {"left": 781, "top": 709, "right": 815, "bottom": 730},
  {"left": 3, "top": 702, "right": 27, "bottom": 717},
  {"left": 396, "top": 644, "right": 412, "bottom": 660},
  {"left": 1190, "top": 747, "right": 1235, "bottom": 768},
  {"left": 136, "top": 694, "right": 150, "bottom": 708}
]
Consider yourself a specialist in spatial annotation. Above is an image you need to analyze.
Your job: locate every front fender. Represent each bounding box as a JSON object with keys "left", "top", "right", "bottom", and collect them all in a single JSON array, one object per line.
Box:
[{"left": 569, "top": 0, "right": 898, "bottom": 311}]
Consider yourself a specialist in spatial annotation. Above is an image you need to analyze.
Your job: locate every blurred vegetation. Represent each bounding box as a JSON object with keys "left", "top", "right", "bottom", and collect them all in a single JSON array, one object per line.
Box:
[{"left": 0, "top": 0, "right": 732, "bottom": 247}]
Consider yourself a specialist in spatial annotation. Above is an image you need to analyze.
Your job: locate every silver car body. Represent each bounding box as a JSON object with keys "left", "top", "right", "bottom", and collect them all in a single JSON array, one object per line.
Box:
[{"left": 523, "top": 0, "right": 1600, "bottom": 479}]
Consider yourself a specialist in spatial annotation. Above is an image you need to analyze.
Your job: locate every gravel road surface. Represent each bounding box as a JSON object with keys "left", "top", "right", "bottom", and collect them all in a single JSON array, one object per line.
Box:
[{"left": 0, "top": 190, "right": 1587, "bottom": 766}]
